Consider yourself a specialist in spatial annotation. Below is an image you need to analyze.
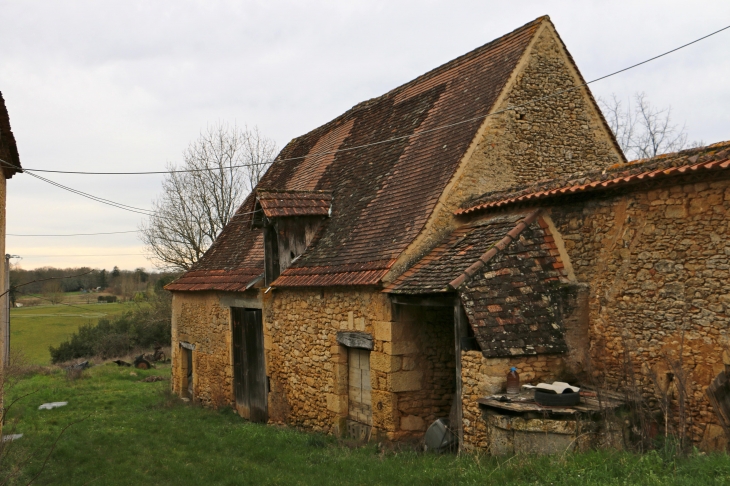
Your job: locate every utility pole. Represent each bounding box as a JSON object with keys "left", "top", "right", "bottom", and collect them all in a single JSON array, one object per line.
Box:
[
  {"left": 2, "top": 254, "right": 19, "bottom": 367},
  {"left": 2, "top": 254, "right": 9, "bottom": 367}
]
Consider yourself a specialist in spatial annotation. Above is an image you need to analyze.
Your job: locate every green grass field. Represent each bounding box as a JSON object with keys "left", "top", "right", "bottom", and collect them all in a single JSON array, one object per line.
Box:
[
  {"left": 3, "top": 365, "right": 730, "bottom": 485},
  {"left": 10, "top": 302, "right": 136, "bottom": 364}
]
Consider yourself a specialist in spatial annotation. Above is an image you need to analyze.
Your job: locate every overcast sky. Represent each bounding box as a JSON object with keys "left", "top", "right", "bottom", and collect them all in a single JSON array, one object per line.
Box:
[{"left": 1, "top": 0, "right": 728, "bottom": 271}]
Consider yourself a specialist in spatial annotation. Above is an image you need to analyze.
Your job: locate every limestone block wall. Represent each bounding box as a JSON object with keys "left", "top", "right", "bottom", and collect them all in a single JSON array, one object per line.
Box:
[
  {"left": 550, "top": 178, "right": 730, "bottom": 446},
  {"left": 389, "top": 305, "right": 456, "bottom": 438},
  {"left": 171, "top": 291, "right": 234, "bottom": 407},
  {"left": 473, "top": 24, "right": 621, "bottom": 185},
  {"left": 265, "top": 288, "right": 392, "bottom": 434},
  {"left": 461, "top": 351, "right": 564, "bottom": 450},
  {"left": 265, "top": 289, "right": 456, "bottom": 440}
]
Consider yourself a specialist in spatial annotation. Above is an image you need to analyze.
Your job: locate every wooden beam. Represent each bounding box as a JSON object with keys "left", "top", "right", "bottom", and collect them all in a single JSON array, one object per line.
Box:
[
  {"left": 337, "top": 331, "right": 374, "bottom": 350},
  {"left": 390, "top": 294, "right": 453, "bottom": 307},
  {"left": 453, "top": 297, "right": 469, "bottom": 450}
]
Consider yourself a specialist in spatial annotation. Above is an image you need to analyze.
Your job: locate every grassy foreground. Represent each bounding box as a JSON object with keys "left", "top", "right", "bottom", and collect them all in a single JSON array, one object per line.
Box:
[
  {"left": 10, "top": 302, "right": 134, "bottom": 364},
  {"left": 4, "top": 365, "right": 730, "bottom": 485}
]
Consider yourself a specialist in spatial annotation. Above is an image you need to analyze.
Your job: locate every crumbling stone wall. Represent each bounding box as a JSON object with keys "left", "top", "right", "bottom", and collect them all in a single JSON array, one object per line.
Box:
[
  {"left": 550, "top": 178, "right": 730, "bottom": 447},
  {"left": 171, "top": 292, "right": 234, "bottom": 407},
  {"left": 461, "top": 351, "right": 565, "bottom": 449}
]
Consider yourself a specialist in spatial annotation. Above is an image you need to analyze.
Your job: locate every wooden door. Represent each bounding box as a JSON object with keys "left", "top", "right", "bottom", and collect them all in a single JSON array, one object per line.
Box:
[
  {"left": 348, "top": 348, "right": 372, "bottom": 425},
  {"left": 232, "top": 308, "right": 268, "bottom": 422},
  {"left": 183, "top": 347, "right": 193, "bottom": 398}
]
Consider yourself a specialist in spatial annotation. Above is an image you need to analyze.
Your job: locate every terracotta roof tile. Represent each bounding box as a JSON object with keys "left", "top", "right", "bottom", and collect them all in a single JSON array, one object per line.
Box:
[
  {"left": 458, "top": 141, "right": 730, "bottom": 215},
  {"left": 173, "top": 17, "right": 547, "bottom": 290},
  {"left": 165, "top": 269, "right": 262, "bottom": 292},
  {"left": 166, "top": 193, "right": 265, "bottom": 292},
  {"left": 256, "top": 190, "right": 332, "bottom": 218},
  {"left": 459, "top": 218, "right": 569, "bottom": 357},
  {"left": 385, "top": 212, "right": 531, "bottom": 294}
]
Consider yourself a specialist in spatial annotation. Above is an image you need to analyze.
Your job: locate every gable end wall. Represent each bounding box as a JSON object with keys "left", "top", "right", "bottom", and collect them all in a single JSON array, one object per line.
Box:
[{"left": 387, "top": 22, "right": 623, "bottom": 283}]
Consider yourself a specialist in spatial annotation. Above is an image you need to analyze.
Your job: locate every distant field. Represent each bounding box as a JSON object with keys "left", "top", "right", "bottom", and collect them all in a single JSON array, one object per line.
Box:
[
  {"left": 10, "top": 301, "right": 134, "bottom": 364},
  {"left": 16, "top": 291, "right": 120, "bottom": 307}
]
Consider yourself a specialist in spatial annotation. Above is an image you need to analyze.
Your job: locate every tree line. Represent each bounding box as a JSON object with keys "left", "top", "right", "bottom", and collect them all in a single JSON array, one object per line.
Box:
[{"left": 9, "top": 265, "right": 178, "bottom": 305}]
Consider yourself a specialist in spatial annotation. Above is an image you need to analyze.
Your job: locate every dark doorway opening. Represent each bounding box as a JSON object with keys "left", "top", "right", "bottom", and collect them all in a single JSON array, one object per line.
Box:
[
  {"left": 180, "top": 345, "right": 194, "bottom": 399},
  {"left": 232, "top": 308, "right": 268, "bottom": 422}
]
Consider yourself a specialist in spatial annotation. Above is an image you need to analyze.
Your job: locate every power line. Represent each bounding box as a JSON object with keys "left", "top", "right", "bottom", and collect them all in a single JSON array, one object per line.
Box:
[
  {"left": 2, "top": 22, "right": 728, "bottom": 238},
  {"left": 19, "top": 164, "right": 271, "bottom": 175},
  {"left": 25, "top": 170, "right": 155, "bottom": 216},
  {"left": 0, "top": 158, "right": 262, "bottom": 222},
  {"left": 15, "top": 289, "right": 114, "bottom": 315},
  {"left": 6, "top": 22, "right": 730, "bottom": 178},
  {"left": 8, "top": 230, "right": 140, "bottom": 237},
  {"left": 18, "top": 253, "right": 147, "bottom": 258}
]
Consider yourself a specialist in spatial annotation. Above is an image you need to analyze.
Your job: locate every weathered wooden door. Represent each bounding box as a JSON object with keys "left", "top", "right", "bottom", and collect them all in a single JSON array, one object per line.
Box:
[
  {"left": 348, "top": 348, "right": 372, "bottom": 426},
  {"left": 232, "top": 308, "right": 267, "bottom": 422}
]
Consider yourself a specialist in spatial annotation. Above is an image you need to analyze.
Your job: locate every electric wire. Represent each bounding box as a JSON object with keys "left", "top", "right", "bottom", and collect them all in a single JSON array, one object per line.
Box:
[
  {"left": 8, "top": 230, "right": 140, "bottom": 237},
  {"left": 20, "top": 253, "right": 147, "bottom": 257},
  {"left": 14, "top": 289, "right": 115, "bottom": 315},
  {"left": 0, "top": 158, "right": 262, "bottom": 224},
  {"left": 3, "top": 23, "right": 728, "bottom": 238},
  {"left": 5, "top": 22, "right": 729, "bottom": 177}
]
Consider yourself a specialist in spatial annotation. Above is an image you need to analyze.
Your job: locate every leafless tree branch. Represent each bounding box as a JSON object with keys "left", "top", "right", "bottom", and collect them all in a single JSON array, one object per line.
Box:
[
  {"left": 140, "top": 122, "right": 277, "bottom": 270},
  {"left": 598, "top": 92, "right": 703, "bottom": 161}
]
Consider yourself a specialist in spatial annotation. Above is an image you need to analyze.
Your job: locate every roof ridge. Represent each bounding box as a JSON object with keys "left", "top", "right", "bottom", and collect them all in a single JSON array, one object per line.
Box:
[
  {"left": 257, "top": 188, "right": 333, "bottom": 194},
  {"left": 448, "top": 209, "right": 542, "bottom": 289},
  {"left": 458, "top": 140, "right": 730, "bottom": 215},
  {"left": 274, "top": 16, "right": 548, "bottom": 158},
  {"left": 371, "top": 15, "right": 548, "bottom": 105}
]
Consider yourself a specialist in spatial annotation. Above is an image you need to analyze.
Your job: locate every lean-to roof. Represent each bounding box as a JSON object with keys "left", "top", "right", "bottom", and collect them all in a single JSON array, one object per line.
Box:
[{"left": 458, "top": 141, "right": 730, "bottom": 215}]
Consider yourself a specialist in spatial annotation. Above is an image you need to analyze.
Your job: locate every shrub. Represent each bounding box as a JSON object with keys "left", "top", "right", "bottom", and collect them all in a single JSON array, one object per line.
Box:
[
  {"left": 97, "top": 295, "right": 118, "bottom": 303},
  {"left": 51, "top": 291, "right": 171, "bottom": 363}
]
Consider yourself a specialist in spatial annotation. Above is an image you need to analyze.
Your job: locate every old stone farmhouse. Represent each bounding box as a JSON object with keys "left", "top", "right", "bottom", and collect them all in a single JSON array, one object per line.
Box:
[{"left": 167, "top": 15, "right": 730, "bottom": 451}]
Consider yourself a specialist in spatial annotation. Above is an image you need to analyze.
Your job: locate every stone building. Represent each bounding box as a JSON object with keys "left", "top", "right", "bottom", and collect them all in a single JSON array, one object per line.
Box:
[
  {"left": 167, "top": 15, "right": 636, "bottom": 443},
  {"left": 0, "top": 91, "right": 23, "bottom": 429},
  {"left": 389, "top": 141, "right": 730, "bottom": 451}
]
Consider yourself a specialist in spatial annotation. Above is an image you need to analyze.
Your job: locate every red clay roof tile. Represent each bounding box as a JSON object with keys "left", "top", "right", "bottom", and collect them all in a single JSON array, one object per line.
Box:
[
  {"left": 171, "top": 17, "right": 547, "bottom": 291},
  {"left": 257, "top": 190, "right": 332, "bottom": 218},
  {"left": 458, "top": 141, "right": 730, "bottom": 215}
]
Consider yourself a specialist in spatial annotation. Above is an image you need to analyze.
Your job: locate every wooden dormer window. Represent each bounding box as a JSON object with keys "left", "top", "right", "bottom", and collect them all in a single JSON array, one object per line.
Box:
[{"left": 254, "top": 190, "right": 333, "bottom": 286}]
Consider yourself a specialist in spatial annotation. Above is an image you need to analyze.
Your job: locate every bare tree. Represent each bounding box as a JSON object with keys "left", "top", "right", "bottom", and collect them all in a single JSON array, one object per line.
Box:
[
  {"left": 598, "top": 92, "right": 703, "bottom": 161},
  {"left": 41, "top": 280, "right": 64, "bottom": 305},
  {"left": 140, "top": 123, "right": 277, "bottom": 270}
]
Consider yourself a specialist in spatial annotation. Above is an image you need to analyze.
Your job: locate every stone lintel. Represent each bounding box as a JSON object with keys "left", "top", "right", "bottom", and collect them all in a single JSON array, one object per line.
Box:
[
  {"left": 336, "top": 331, "right": 374, "bottom": 350},
  {"left": 219, "top": 294, "right": 262, "bottom": 309}
]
